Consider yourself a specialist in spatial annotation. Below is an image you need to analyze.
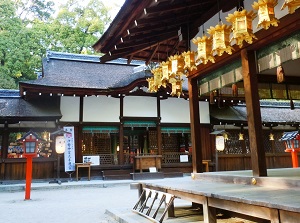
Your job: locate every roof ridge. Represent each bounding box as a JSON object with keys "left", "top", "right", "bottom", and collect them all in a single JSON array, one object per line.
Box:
[{"left": 46, "top": 51, "right": 100, "bottom": 63}]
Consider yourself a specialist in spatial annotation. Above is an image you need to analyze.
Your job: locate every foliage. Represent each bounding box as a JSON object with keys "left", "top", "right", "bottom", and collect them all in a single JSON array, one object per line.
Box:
[{"left": 0, "top": 0, "right": 111, "bottom": 89}]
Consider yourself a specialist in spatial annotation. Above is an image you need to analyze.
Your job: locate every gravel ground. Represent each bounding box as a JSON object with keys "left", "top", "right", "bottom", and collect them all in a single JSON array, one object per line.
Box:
[
  {"left": 0, "top": 182, "right": 257, "bottom": 223},
  {"left": 0, "top": 184, "right": 136, "bottom": 223}
]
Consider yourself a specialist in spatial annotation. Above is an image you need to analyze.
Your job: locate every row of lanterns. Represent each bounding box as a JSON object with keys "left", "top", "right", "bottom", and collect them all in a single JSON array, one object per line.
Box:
[{"left": 147, "top": 0, "right": 300, "bottom": 97}]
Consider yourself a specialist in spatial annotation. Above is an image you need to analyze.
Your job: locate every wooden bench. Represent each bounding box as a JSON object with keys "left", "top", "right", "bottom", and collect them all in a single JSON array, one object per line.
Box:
[{"left": 101, "top": 169, "right": 131, "bottom": 180}]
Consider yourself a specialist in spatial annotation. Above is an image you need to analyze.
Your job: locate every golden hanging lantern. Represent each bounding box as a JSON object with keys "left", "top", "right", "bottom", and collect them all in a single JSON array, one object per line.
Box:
[
  {"left": 281, "top": 0, "right": 300, "bottom": 14},
  {"left": 16, "top": 132, "right": 22, "bottom": 140},
  {"left": 151, "top": 67, "right": 163, "bottom": 89},
  {"left": 182, "top": 51, "right": 197, "bottom": 71},
  {"left": 192, "top": 35, "right": 215, "bottom": 64},
  {"left": 239, "top": 133, "right": 244, "bottom": 140},
  {"left": 169, "top": 54, "right": 185, "bottom": 75},
  {"left": 252, "top": 0, "right": 279, "bottom": 30},
  {"left": 42, "top": 131, "right": 50, "bottom": 142},
  {"left": 223, "top": 132, "right": 229, "bottom": 142},
  {"left": 147, "top": 77, "right": 156, "bottom": 92},
  {"left": 269, "top": 133, "right": 275, "bottom": 141},
  {"left": 169, "top": 74, "right": 183, "bottom": 98},
  {"left": 226, "top": 9, "right": 257, "bottom": 48},
  {"left": 207, "top": 23, "right": 233, "bottom": 56},
  {"left": 160, "top": 61, "right": 171, "bottom": 82}
]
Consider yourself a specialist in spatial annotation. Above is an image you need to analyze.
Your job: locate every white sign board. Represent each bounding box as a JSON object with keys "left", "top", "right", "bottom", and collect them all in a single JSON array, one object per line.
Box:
[
  {"left": 180, "top": 155, "right": 189, "bottom": 162},
  {"left": 83, "top": 155, "right": 100, "bottom": 166},
  {"left": 64, "top": 126, "right": 75, "bottom": 172}
]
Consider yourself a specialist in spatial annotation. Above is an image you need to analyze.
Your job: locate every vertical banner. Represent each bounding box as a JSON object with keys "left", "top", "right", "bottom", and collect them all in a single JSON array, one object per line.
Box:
[{"left": 64, "top": 126, "right": 75, "bottom": 172}]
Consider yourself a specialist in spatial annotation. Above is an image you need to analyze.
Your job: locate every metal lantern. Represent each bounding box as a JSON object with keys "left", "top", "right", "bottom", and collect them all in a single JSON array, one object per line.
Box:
[
  {"left": 16, "top": 132, "right": 22, "bottom": 140},
  {"left": 239, "top": 133, "right": 244, "bottom": 140},
  {"left": 207, "top": 23, "right": 233, "bottom": 56},
  {"left": 169, "top": 54, "right": 185, "bottom": 75},
  {"left": 223, "top": 132, "right": 229, "bottom": 142},
  {"left": 152, "top": 67, "right": 163, "bottom": 89},
  {"left": 252, "top": 0, "right": 279, "bottom": 30},
  {"left": 147, "top": 77, "right": 156, "bottom": 92},
  {"left": 226, "top": 9, "right": 257, "bottom": 48},
  {"left": 192, "top": 35, "right": 215, "bottom": 64},
  {"left": 182, "top": 51, "right": 197, "bottom": 71},
  {"left": 42, "top": 131, "right": 50, "bottom": 142},
  {"left": 281, "top": 0, "right": 300, "bottom": 14},
  {"left": 161, "top": 61, "right": 171, "bottom": 82},
  {"left": 169, "top": 74, "right": 183, "bottom": 98}
]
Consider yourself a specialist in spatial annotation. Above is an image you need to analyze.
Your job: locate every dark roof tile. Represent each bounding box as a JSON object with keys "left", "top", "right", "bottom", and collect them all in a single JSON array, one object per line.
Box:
[{"left": 20, "top": 51, "right": 150, "bottom": 90}]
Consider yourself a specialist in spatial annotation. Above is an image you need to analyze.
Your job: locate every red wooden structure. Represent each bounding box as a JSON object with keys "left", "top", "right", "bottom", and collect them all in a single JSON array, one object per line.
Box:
[
  {"left": 17, "top": 131, "right": 44, "bottom": 199},
  {"left": 280, "top": 131, "right": 300, "bottom": 168}
]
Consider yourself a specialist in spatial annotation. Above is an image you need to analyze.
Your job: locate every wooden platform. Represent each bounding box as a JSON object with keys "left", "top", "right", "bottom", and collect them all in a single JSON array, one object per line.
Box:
[{"left": 137, "top": 168, "right": 300, "bottom": 223}]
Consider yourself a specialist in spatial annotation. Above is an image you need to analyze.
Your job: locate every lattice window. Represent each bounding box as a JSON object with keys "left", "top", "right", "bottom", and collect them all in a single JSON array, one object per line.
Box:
[
  {"left": 99, "top": 154, "right": 114, "bottom": 165},
  {"left": 263, "top": 132, "right": 272, "bottom": 153},
  {"left": 148, "top": 131, "right": 158, "bottom": 149},
  {"left": 82, "top": 133, "right": 111, "bottom": 155},
  {"left": 162, "top": 133, "right": 179, "bottom": 152},
  {"left": 222, "top": 130, "right": 286, "bottom": 155},
  {"left": 274, "top": 132, "right": 286, "bottom": 153},
  {"left": 272, "top": 84, "right": 287, "bottom": 99},
  {"left": 289, "top": 85, "right": 300, "bottom": 100},
  {"left": 258, "top": 83, "right": 272, "bottom": 99}
]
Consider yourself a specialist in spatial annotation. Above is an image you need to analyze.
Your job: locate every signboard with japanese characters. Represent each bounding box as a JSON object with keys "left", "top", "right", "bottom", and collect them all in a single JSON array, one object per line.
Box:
[{"left": 63, "top": 126, "right": 75, "bottom": 172}]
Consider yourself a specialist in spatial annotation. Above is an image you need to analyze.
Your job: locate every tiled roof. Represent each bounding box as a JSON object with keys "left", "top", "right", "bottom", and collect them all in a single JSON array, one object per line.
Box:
[
  {"left": 0, "top": 89, "right": 20, "bottom": 97},
  {"left": 46, "top": 50, "right": 145, "bottom": 66},
  {"left": 20, "top": 51, "right": 151, "bottom": 90},
  {"left": 0, "top": 97, "right": 61, "bottom": 120},
  {"left": 211, "top": 103, "right": 300, "bottom": 124}
]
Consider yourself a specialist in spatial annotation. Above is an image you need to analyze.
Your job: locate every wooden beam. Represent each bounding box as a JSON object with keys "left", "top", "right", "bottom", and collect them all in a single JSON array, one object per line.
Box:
[
  {"left": 209, "top": 197, "right": 279, "bottom": 222},
  {"left": 145, "top": 44, "right": 159, "bottom": 65},
  {"left": 188, "top": 77, "right": 203, "bottom": 173},
  {"left": 100, "top": 34, "right": 178, "bottom": 63},
  {"left": 241, "top": 49, "right": 267, "bottom": 177},
  {"left": 93, "top": 0, "right": 150, "bottom": 52}
]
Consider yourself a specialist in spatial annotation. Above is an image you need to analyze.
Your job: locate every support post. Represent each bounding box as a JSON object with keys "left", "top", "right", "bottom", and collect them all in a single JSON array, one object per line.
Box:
[
  {"left": 241, "top": 49, "right": 267, "bottom": 177},
  {"left": 156, "top": 96, "right": 162, "bottom": 155},
  {"left": 188, "top": 77, "right": 203, "bottom": 173},
  {"left": 25, "top": 156, "right": 34, "bottom": 200},
  {"left": 119, "top": 96, "right": 124, "bottom": 165}
]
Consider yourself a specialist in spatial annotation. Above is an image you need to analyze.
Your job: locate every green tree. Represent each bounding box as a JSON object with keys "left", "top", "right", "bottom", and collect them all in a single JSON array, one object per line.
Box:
[
  {"left": 0, "top": 0, "right": 111, "bottom": 89},
  {"left": 49, "top": 0, "right": 110, "bottom": 54}
]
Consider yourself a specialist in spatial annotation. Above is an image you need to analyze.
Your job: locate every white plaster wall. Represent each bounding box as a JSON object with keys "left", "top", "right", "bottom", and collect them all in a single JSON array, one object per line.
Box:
[
  {"left": 199, "top": 101, "right": 210, "bottom": 124},
  {"left": 83, "top": 96, "right": 120, "bottom": 122},
  {"left": 160, "top": 98, "right": 210, "bottom": 124},
  {"left": 123, "top": 96, "right": 157, "bottom": 117},
  {"left": 60, "top": 97, "right": 80, "bottom": 122}
]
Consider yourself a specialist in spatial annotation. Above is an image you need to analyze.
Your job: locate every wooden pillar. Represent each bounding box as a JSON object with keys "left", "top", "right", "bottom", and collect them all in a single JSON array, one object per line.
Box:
[
  {"left": 2, "top": 122, "right": 9, "bottom": 159},
  {"left": 77, "top": 97, "right": 84, "bottom": 163},
  {"left": 119, "top": 96, "right": 124, "bottom": 165},
  {"left": 76, "top": 125, "right": 83, "bottom": 163},
  {"left": 0, "top": 123, "right": 9, "bottom": 180},
  {"left": 188, "top": 77, "right": 203, "bottom": 173},
  {"left": 156, "top": 96, "right": 162, "bottom": 155},
  {"left": 241, "top": 49, "right": 267, "bottom": 177}
]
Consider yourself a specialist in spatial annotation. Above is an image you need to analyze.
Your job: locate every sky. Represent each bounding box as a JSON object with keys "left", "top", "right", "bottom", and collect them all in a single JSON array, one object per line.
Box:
[
  {"left": 53, "top": 0, "right": 125, "bottom": 19},
  {"left": 103, "top": 0, "right": 125, "bottom": 18}
]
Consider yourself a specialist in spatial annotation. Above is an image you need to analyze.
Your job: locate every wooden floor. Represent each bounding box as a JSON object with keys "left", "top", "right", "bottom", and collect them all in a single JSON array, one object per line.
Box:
[{"left": 137, "top": 168, "right": 300, "bottom": 223}]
